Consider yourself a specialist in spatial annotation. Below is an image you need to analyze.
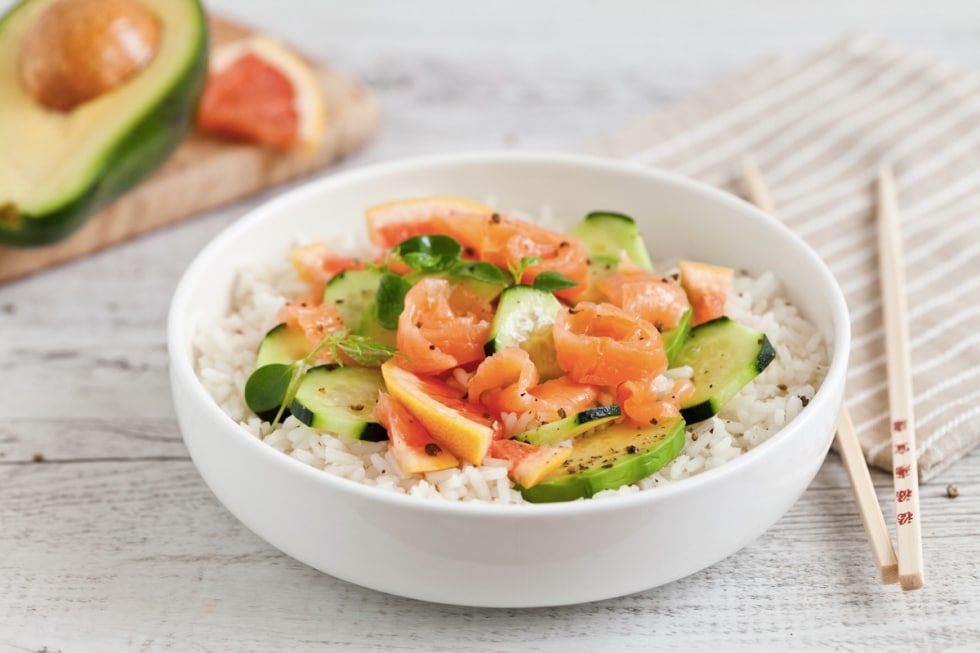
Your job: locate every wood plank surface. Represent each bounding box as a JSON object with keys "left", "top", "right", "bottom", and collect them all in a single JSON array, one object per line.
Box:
[
  {"left": 0, "top": 16, "right": 379, "bottom": 283},
  {"left": 1, "top": 450, "right": 977, "bottom": 652}
]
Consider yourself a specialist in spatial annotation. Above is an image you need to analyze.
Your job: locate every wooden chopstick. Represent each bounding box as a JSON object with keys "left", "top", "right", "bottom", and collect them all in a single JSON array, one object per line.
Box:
[
  {"left": 876, "top": 166, "right": 925, "bottom": 591},
  {"left": 739, "top": 156, "right": 900, "bottom": 585},
  {"left": 738, "top": 156, "right": 779, "bottom": 217},
  {"left": 835, "top": 407, "right": 900, "bottom": 585}
]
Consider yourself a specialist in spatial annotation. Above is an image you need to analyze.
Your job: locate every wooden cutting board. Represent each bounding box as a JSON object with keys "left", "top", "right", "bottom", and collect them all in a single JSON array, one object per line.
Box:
[{"left": 0, "top": 17, "right": 380, "bottom": 283}]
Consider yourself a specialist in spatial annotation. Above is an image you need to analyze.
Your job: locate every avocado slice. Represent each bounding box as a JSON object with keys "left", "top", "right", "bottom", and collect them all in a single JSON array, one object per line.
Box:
[
  {"left": 0, "top": 0, "right": 208, "bottom": 246},
  {"left": 519, "top": 416, "right": 686, "bottom": 503}
]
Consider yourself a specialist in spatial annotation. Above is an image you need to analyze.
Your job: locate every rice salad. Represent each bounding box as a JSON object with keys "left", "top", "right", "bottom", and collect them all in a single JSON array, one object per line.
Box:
[{"left": 194, "top": 198, "right": 828, "bottom": 504}]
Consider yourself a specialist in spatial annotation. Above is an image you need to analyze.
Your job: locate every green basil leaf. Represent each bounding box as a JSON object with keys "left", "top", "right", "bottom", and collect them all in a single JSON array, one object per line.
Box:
[
  {"left": 509, "top": 255, "right": 542, "bottom": 284},
  {"left": 394, "top": 235, "right": 462, "bottom": 273},
  {"left": 244, "top": 363, "right": 295, "bottom": 414},
  {"left": 377, "top": 273, "right": 413, "bottom": 329},
  {"left": 452, "top": 261, "right": 508, "bottom": 286},
  {"left": 532, "top": 270, "right": 579, "bottom": 293}
]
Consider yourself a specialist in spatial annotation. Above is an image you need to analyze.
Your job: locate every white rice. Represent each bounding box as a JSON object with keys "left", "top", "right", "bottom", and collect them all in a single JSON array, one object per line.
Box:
[{"left": 193, "top": 257, "right": 828, "bottom": 505}]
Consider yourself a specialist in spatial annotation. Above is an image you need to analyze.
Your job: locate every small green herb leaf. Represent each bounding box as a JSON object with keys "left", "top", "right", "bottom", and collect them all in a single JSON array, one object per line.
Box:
[
  {"left": 246, "top": 325, "right": 399, "bottom": 429},
  {"left": 452, "top": 260, "right": 508, "bottom": 286},
  {"left": 532, "top": 270, "right": 579, "bottom": 293},
  {"left": 331, "top": 332, "right": 398, "bottom": 367},
  {"left": 509, "top": 255, "right": 541, "bottom": 284},
  {"left": 244, "top": 363, "right": 295, "bottom": 415},
  {"left": 394, "top": 235, "right": 462, "bottom": 273},
  {"left": 377, "top": 273, "right": 413, "bottom": 329}
]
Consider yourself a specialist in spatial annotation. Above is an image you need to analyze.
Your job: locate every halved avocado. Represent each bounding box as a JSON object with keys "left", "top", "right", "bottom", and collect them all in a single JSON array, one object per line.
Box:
[{"left": 0, "top": 0, "right": 208, "bottom": 246}]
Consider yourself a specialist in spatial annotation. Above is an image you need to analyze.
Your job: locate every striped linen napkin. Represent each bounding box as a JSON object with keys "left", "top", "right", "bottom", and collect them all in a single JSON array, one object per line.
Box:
[{"left": 584, "top": 33, "right": 980, "bottom": 481}]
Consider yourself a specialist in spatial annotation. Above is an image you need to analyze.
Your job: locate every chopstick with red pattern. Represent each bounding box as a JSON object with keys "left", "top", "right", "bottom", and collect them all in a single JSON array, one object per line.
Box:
[
  {"left": 739, "top": 156, "right": 900, "bottom": 585},
  {"left": 876, "top": 166, "right": 925, "bottom": 591}
]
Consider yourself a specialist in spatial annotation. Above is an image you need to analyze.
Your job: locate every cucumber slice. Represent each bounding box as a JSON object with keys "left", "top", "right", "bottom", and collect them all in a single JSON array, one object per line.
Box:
[
  {"left": 356, "top": 302, "right": 399, "bottom": 349},
  {"left": 289, "top": 365, "right": 388, "bottom": 441},
  {"left": 570, "top": 212, "right": 653, "bottom": 270},
  {"left": 486, "top": 285, "right": 564, "bottom": 380},
  {"left": 453, "top": 274, "right": 506, "bottom": 302},
  {"left": 674, "top": 317, "right": 776, "bottom": 423},
  {"left": 662, "top": 306, "right": 693, "bottom": 366},
  {"left": 520, "top": 416, "right": 686, "bottom": 503},
  {"left": 248, "top": 323, "right": 312, "bottom": 421},
  {"left": 255, "top": 323, "right": 311, "bottom": 368},
  {"left": 323, "top": 269, "right": 384, "bottom": 328},
  {"left": 578, "top": 254, "right": 620, "bottom": 303},
  {"left": 514, "top": 405, "right": 622, "bottom": 446}
]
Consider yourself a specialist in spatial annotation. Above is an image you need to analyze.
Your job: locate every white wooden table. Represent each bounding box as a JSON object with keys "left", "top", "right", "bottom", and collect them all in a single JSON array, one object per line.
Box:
[{"left": 2, "top": 2, "right": 979, "bottom": 650}]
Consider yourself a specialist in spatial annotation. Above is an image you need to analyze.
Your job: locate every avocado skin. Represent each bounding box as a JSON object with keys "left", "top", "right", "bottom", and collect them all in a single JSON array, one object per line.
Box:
[{"left": 0, "top": 0, "right": 209, "bottom": 247}]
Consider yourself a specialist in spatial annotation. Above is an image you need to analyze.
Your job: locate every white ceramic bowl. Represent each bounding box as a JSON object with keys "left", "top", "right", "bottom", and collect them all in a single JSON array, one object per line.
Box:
[{"left": 168, "top": 151, "right": 849, "bottom": 607}]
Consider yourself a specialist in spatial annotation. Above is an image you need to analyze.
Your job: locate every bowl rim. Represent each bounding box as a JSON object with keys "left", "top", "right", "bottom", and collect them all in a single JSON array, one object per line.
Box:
[{"left": 168, "top": 149, "right": 850, "bottom": 518}]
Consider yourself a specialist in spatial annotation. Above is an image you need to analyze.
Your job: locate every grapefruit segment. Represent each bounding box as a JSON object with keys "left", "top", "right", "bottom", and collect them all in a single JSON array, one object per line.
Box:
[
  {"left": 374, "top": 393, "right": 459, "bottom": 474},
  {"left": 289, "top": 242, "right": 363, "bottom": 284},
  {"left": 365, "top": 196, "right": 494, "bottom": 249},
  {"left": 381, "top": 359, "right": 499, "bottom": 465},
  {"left": 679, "top": 260, "right": 734, "bottom": 326},
  {"left": 489, "top": 439, "right": 572, "bottom": 489},
  {"left": 198, "top": 35, "right": 326, "bottom": 152}
]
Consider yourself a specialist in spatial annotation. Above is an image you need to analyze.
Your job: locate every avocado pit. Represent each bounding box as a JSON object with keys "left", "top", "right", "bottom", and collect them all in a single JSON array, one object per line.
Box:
[{"left": 18, "top": 0, "right": 161, "bottom": 112}]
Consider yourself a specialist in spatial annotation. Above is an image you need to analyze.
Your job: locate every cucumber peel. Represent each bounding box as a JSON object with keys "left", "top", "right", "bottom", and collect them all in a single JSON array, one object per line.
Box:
[
  {"left": 570, "top": 212, "right": 654, "bottom": 270},
  {"left": 514, "top": 405, "right": 622, "bottom": 446}
]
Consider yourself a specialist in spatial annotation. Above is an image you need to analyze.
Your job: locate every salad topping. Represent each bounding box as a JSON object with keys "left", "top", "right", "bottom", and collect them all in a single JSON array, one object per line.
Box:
[{"left": 243, "top": 197, "right": 775, "bottom": 501}]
